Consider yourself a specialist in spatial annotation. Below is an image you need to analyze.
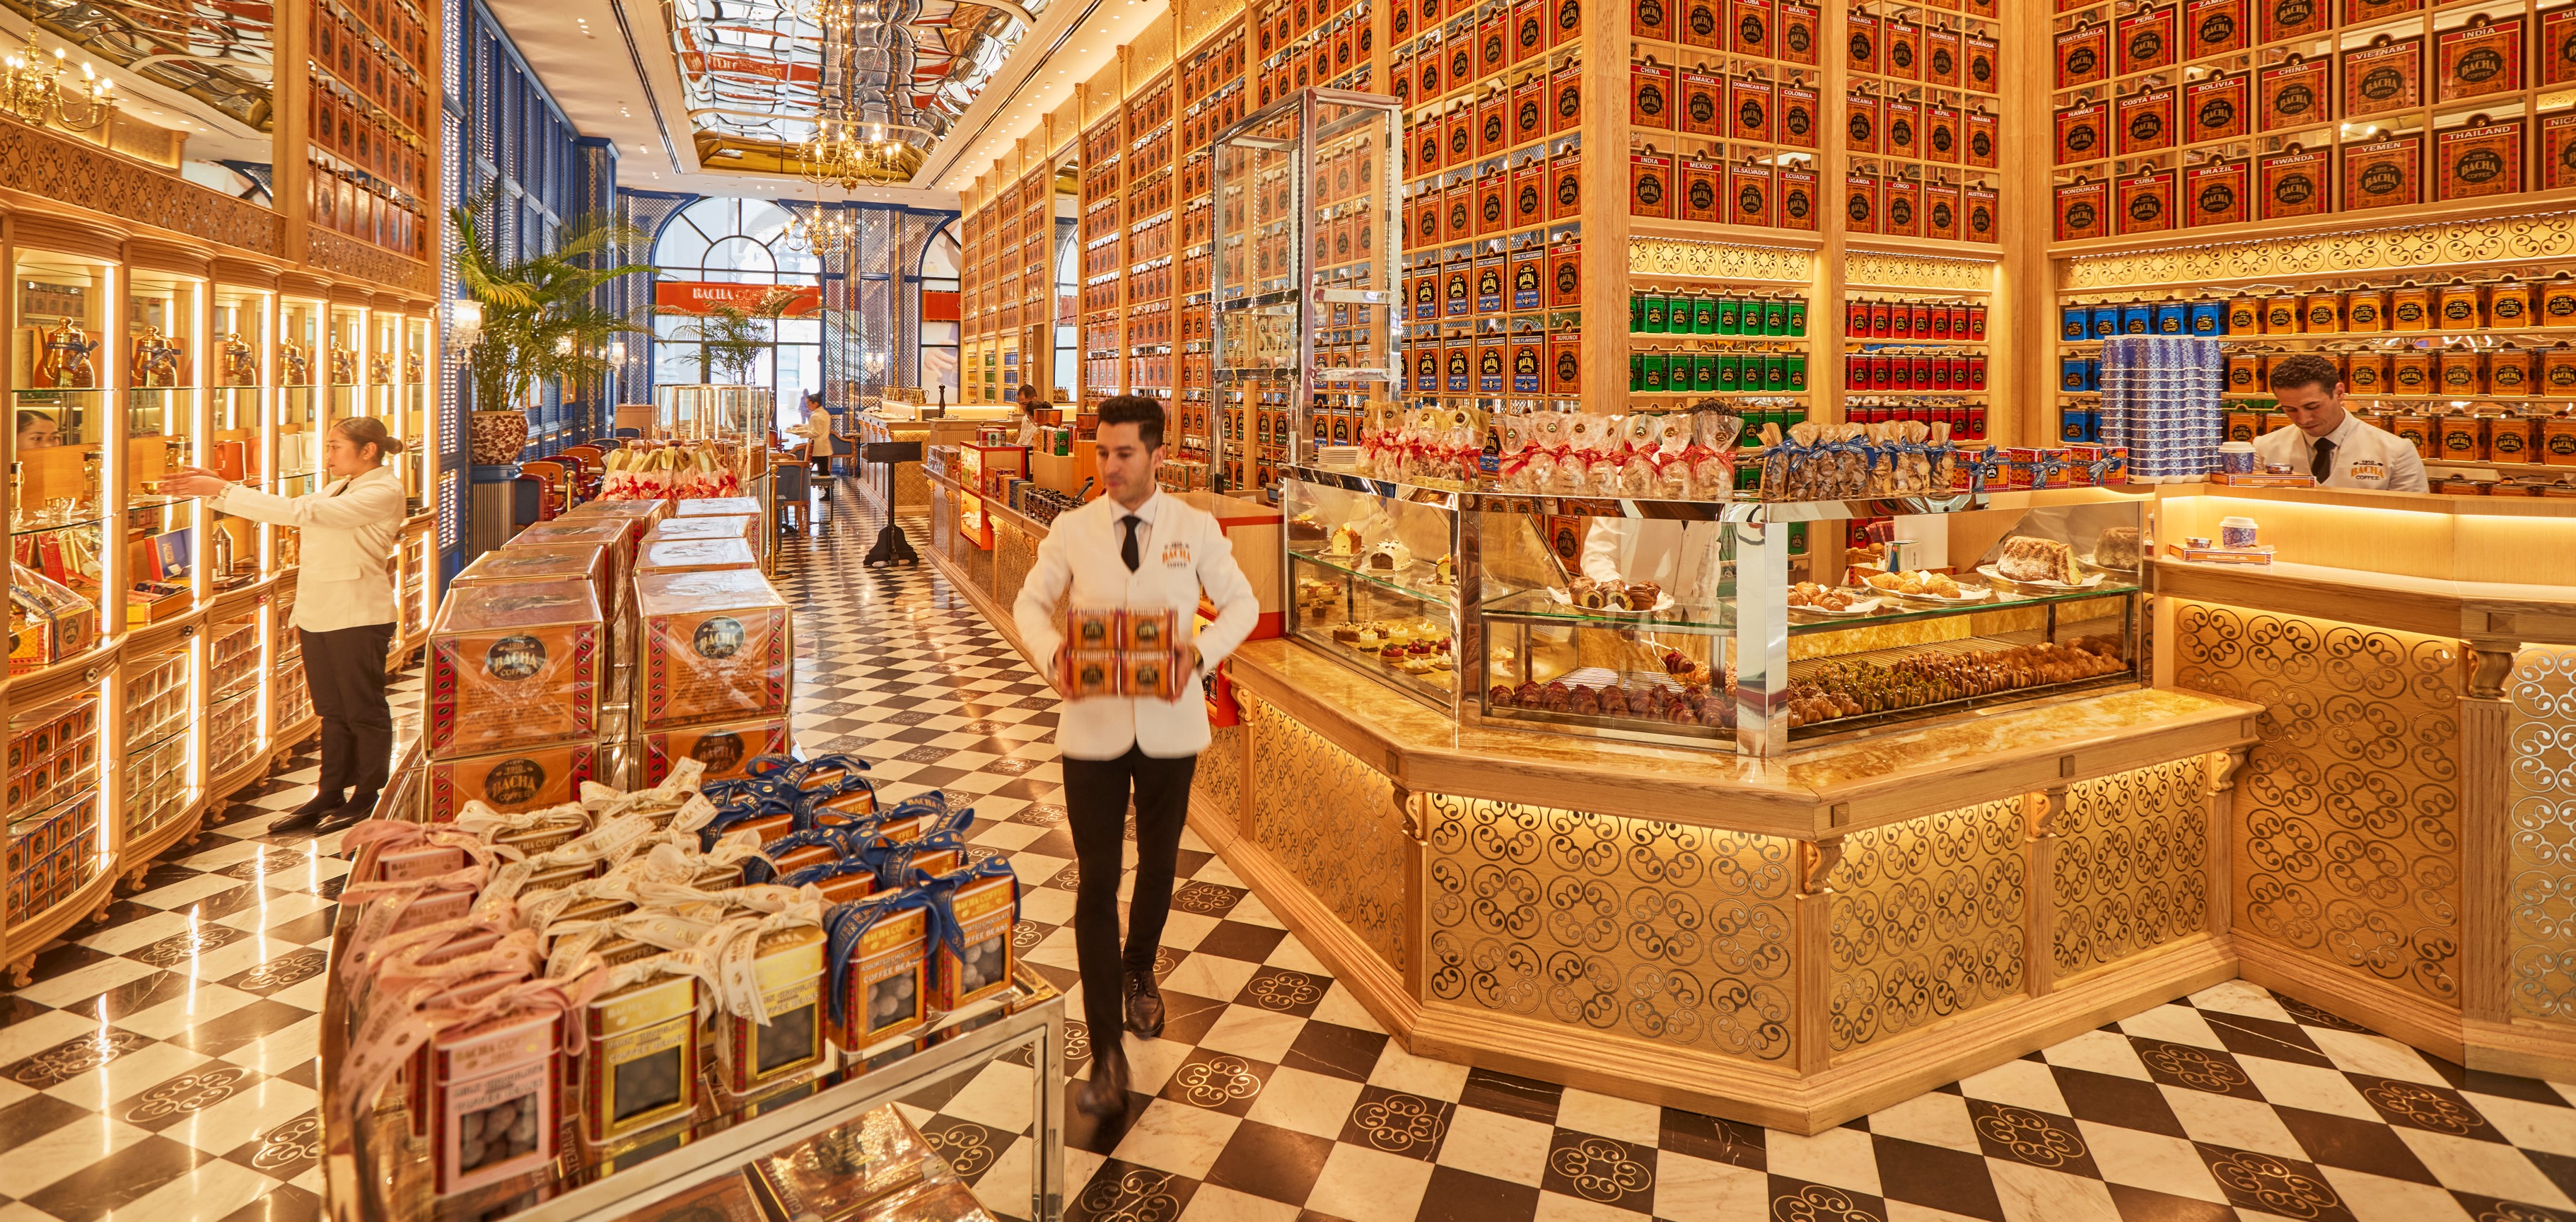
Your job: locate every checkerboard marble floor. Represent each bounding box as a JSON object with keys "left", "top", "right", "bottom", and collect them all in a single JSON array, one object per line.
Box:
[{"left": 7, "top": 480, "right": 2573, "bottom": 1222}]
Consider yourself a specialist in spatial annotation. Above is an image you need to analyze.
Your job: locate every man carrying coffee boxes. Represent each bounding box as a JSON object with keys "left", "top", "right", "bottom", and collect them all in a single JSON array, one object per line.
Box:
[{"left": 1010, "top": 395, "right": 1261, "bottom": 1119}]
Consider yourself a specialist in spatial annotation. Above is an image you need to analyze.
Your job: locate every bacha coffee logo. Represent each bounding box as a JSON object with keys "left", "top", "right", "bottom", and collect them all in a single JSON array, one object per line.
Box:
[
  {"left": 1891, "top": 117, "right": 1914, "bottom": 146},
  {"left": 1889, "top": 196, "right": 1914, "bottom": 226},
  {"left": 1785, "top": 107, "right": 1812, "bottom": 138},
  {"left": 1973, "top": 51, "right": 1993, "bottom": 83},
  {"left": 2276, "top": 83, "right": 2316, "bottom": 115},
  {"left": 2065, "top": 45, "right": 2099, "bottom": 75},
  {"left": 2198, "top": 95, "right": 2236, "bottom": 129},
  {"left": 2455, "top": 147, "right": 2506, "bottom": 185},
  {"left": 1637, "top": 172, "right": 1666, "bottom": 206},
  {"left": 1449, "top": 125, "right": 1471, "bottom": 156},
  {"left": 1735, "top": 183, "right": 1761, "bottom": 213},
  {"left": 1558, "top": 0, "right": 1579, "bottom": 32},
  {"left": 1483, "top": 194, "right": 1503, "bottom": 223},
  {"left": 1848, "top": 192, "right": 1873, "bottom": 222},
  {"left": 2271, "top": 170, "right": 2315, "bottom": 204},
  {"left": 1638, "top": 0, "right": 1665, "bottom": 25},
  {"left": 2359, "top": 66, "right": 2405, "bottom": 102},
  {"left": 1735, "top": 10, "right": 1760, "bottom": 41},
  {"left": 1418, "top": 134, "right": 1439, "bottom": 165},
  {"left": 1519, "top": 11, "right": 1541, "bottom": 47},
  {"left": 1697, "top": 93, "right": 1722, "bottom": 124},
  {"left": 1414, "top": 280, "right": 1435, "bottom": 308},
  {"left": 1972, "top": 128, "right": 1994, "bottom": 158},
  {"left": 2198, "top": 9, "right": 2235, "bottom": 43},
  {"left": 2128, "top": 191, "right": 2163, "bottom": 223},
  {"left": 2357, "top": 158, "right": 2405, "bottom": 198},
  {"left": 2065, "top": 199, "right": 2099, "bottom": 229},
  {"left": 1518, "top": 183, "right": 1542, "bottom": 215},
  {"left": 1448, "top": 201, "right": 1471, "bottom": 229},
  {"left": 1555, "top": 351, "right": 1580, "bottom": 381},
  {"left": 2129, "top": 111, "right": 2164, "bottom": 142},
  {"left": 2066, "top": 124, "right": 2099, "bottom": 153},
  {"left": 480, "top": 756, "right": 547, "bottom": 806},
  {"left": 1515, "top": 349, "right": 1539, "bottom": 378},
  {"left": 1933, "top": 47, "right": 1954, "bottom": 75},
  {"left": 1931, "top": 200, "right": 1954, "bottom": 228},
  {"left": 2273, "top": 0, "right": 2312, "bottom": 25},
  {"left": 1555, "top": 262, "right": 1580, "bottom": 293},
  {"left": 1689, "top": 3, "right": 1715, "bottom": 37},
  {"left": 689, "top": 732, "right": 747, "bottom": 774},
  {"left": 694, "top": 616, "right": 746, "bottom": 659},
  {"left": 1480, "top": 350, "right": 1503, "bottom": 379},
  {"left": 1851, "top": 31, "right": 1874, "bottom": 62},
  {"left": 486, "top": 634, "right": 546, "bottom": 680},
  {"left": 1452, "top": 48, "right": 1473, "bottom": 77},
  {"left": 1787, "top": 22, "right": 1811, "bottom": 54},
  {"left": 1786, "top": 190, "right": 1813, "bottom": 220},
  {"left": 2197, "top": 180, "right": 2237, "bottom": 215},
  {"left": 2457, "top": 47, "right": 2504, "bottom": 83},
  {"left": 1481, "top": 31, "right": 1500, "bottom": 59},
  {"left": 2129, "top": 29, "right": 2163, "bottom": 61},
  {"left": 1892, "top": 41, "right": 1913, "bottom": 71},
  {"left": 1850, "top": 112, "right": 1874, "bottom": 142},
  {"left": 1970, "top": 202, "right": 1994, "bottom": 233},
  {"left": 1520, "top": 100, "right": 1542, "bottom": 132},
  {"left": 1638, "top": 83, "right": 1667, "bottom": 117},
  {"left": 1484, "top": 114, "right": 1505, "bottom": 143},
  {"left": 1558, "top": 84, "right": 1581, "bottom": 118},
  {"left": 1933, "top": 124, "right": 1955, "bottom": 153},
  {"left": 1416, "top": 209, "right": 1438, "bottom": 240},
  {"left": 1557, "top": 174, "right": 1580, "bottom": 206},
  {"left": 1516, "top": 264, "right": 1539, "bottom": 293}
]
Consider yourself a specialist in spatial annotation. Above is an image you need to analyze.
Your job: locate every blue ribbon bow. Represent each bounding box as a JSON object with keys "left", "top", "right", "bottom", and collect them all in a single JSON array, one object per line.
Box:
[{"left": 822, "top": 889, "right": 939, "bottom": 1030}]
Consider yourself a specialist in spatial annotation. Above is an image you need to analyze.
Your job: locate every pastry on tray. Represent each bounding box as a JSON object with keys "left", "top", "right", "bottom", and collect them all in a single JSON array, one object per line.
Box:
[
  {"left": 1995, "top": 537, "right": 2082, "bottom": 585},
  {"left": 2092, "top": 527, "right": 2142, "bottom": 569}
]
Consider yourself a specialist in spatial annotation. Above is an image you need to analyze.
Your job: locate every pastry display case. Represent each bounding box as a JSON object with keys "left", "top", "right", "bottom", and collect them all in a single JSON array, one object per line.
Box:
[
  {"left": 1279, "top": 474, "right": 1460, "bottom": 708},
  {"left": 124, "top": 269, "right": 200, "bottom": 623},
  {"left": 11, "top": 250, "right": 117, "bottom": 670},
  {"left": 1466, "top": 489, "right": 2147, "bottom": 755},
  {"left": 210, "top": 283, "right": 271, "bottom": 589},
  {"left": 1210, "top": 88, "right": 1403, "bottom": 495}
]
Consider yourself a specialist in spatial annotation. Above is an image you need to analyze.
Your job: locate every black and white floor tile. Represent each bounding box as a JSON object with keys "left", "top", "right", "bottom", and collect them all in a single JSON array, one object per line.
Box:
[{"left": 6, "top": 479, "right": 2572, "bottom": 1222}]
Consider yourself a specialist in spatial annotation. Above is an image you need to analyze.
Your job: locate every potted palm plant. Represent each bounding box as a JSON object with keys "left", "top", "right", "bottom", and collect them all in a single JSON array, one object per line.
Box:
[
  {"left": 659, "top": 286, "right": 808, "bottom": 385},
  {"left": 452, "top": 187, "right": 651, "bottom": 464}
]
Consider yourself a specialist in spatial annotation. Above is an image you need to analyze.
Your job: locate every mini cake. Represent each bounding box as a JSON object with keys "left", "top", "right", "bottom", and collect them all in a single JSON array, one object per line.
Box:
[
  {"left": 1329, "top": 524, "right": 1363, "bottom": 556},
  {"left": 1996, "top": 537, "right": 2082, "bottom": 585},
  {"left": 1368, "top": 540, "right": 1414, "bottom": 571},
  {"left": 1623, "top": 581, "right": 1662, "bottom": 610},
  {"left": 1289, "top": 513, "right": 1328, "bottom": 545},
  {"left": 2092, "top": 526, "right": 2143, "bottom": 569}
]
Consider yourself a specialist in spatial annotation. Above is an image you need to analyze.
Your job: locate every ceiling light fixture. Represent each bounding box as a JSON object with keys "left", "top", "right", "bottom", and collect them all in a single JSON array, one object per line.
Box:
[{"left": 0, "top": 32, "right": 110, "bottom": 134}]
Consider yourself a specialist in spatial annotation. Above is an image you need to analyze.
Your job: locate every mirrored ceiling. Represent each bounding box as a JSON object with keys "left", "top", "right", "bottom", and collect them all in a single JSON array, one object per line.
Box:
[
  {"left": 665, "top": 0, "right": 1044, "bottom": 182},
  {"left": 1, "top": 0, "right": 276, "bottom": 132}
]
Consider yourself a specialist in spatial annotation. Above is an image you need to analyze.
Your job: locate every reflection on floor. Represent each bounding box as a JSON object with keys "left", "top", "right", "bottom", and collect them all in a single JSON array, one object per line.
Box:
[{"left": 2, "top": 479, "right": 2570, "bottom": 1222}]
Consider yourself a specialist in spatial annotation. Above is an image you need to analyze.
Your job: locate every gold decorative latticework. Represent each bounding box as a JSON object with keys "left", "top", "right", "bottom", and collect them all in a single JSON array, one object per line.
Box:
[
  {"left": 1844, "top": 250, "right": 1997, "bottom": 293},
  {"left": 2052, "top": 760, "right": 2209, "bottom": 978},
  {"left": 2170, "top": 604, "right": 2461, "bottom": 1006},
  {"left": 1627, "top": 238, "right": 1814, "bottom": 284},
  {"left": 1195, "top": 723, "right": 1243, "bottom": 828},
  {"left": 1421, "top": 794, "right": 1797, "bottom": 1061},
  {"left": 993, "top": 520, "right": 1037, "bottom": 615},
  {"left": 2063, "top": 208, "right": 2576, "bottom": 291},
  {"left": 2507, "top": 646, "right": 2576, "bottom": 1027},
  {"left": 0, "top": 122, "right": 281, "bottom": 257},
  {"left": 1246, "top": 701, "right": 1407, "bottom": 974},
  {"left": 1827, "top": 799, "right": 2027, "bottom": 1053}
]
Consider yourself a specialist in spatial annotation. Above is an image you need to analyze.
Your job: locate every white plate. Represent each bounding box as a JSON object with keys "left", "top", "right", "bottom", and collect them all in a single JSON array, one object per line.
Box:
[
  {"left": 1864, "top": 576, "right": 1993, "bottom": 605},
  {"left": 2076, "top": 551, "right": 2140, "bottom": 574},
  {"left": 1974, "top": 563, "right": 2109, "bottom": 592},
  {"left": 1788, "top": 594, "right": 1884, "bottom": 617},
  {"left": 1546, "top": 586, "right": 1679, "bottom": 615}
]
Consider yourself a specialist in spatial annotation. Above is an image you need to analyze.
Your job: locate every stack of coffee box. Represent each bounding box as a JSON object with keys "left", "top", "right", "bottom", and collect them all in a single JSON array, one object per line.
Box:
[
  {"left": 1059, "top": 607, "right": 1187, "bottom": 699},
  {"left": 332, "top": 752, "right": 1025, "bottom": 1204}
]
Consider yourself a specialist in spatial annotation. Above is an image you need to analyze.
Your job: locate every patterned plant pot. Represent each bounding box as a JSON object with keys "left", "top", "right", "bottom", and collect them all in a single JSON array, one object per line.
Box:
[{"left": 470, "top": 409, "right": 530, "bottom": 465}]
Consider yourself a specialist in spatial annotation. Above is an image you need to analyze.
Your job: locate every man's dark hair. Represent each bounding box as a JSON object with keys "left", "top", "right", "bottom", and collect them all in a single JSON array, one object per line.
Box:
[
  {"left": 2266, "top": 353, "right": 2342, "bottom": 395},
  {"left": 1095, "top": 395, "right": 1165, "bottom": 450}
]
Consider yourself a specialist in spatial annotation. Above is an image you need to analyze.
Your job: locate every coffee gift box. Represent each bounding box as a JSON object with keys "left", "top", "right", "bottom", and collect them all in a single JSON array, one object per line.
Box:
[
  {"left": 426, "top": 743, "right": 599, "bottom": 821},
  {"left": 923, "top": 862, "right": 1021, "bottom": 1011},
  {"left": 827, "top": 892, "right": 933, "bottom": 1049},
  {"left": 636, "top": 536, "right": 760, "bottom": 576},
  {"left": 749, "top": 1106, "right": 939, "bottom": 1222},
  {"left": 578, "top": 943, "right": 703, "bottom": 1144},
  {"left": 713, "top": 924, "right": 830, "bottom": 1095},
  {"left": 675, "top": 496, "right": 763, "bottom": 520},
  {"left": 642, "top": 717, "right": 791, "bottom": 786},
  {"left": 424, "top": 1001, "right": 563, "bottom": 1195},
  {"left": 428, "top": 578, "right": 604, "bottom": 758},
  {"left": 643, "top": 514, "right": 759, "bottom": 549},
  {"left": 635, "top": 569, "right": 791, "bottom": 731},
  {"left": 509, "top": 518, "right": 634, "bottom": 604}
]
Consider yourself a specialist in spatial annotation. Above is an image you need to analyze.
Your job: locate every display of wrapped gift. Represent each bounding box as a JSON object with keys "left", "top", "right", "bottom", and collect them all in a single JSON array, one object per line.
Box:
[
  {"left": 635, "top": 569, "right": 791, "bottom": 731},
  {"left": 8, "top": 563, "right": 96, "bottom": 675},
  {"left": 426, "top": 576, "right": 605, "bottom": 758}
]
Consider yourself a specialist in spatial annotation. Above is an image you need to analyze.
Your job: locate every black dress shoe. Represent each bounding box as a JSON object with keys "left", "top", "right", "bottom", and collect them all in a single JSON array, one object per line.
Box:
[
  {"left": 1075, "top": 1048, "right": 1129, "bottom": 1118},
  {"left": 267, "top": 790, "right": 348, "bottom": 833},
  {"left": 315, "top": 791, "right": 379, "bottom": 832},
  {"left": 1124, "top": 967, "right": 1164, "bottom": 1038}
]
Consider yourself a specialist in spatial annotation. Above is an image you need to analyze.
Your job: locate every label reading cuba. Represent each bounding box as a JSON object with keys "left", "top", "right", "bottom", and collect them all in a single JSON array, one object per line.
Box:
[
  {"left": 2343, "top": 135, "right": 2422, "bottom": 211},
  {"left": 2259, "top": 56, "right": 2327, "bottom": 130},
  {"left": 2437, "top": 119, "right": 2524, "bottom": 200},
  {"left": 1727, "top": 0, "right": 1768, "bottom": 53},
  {"left": 2260, "top": 148, "right": 2329, "bottom": 219},
  {"left": 2341, "top": 37, "right": 2423, "bottom": 117},
  {"left": 2435, "top": 16, "right": 2523, "bottom": 103},
  {"left": 2117, "top": 171, "right": 2174, "bottom": 234}
]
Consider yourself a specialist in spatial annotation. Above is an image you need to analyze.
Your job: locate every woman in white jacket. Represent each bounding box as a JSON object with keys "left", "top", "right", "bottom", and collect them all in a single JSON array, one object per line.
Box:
[{"left": 163, "top": 417, "right": 409, "bottom": 832}]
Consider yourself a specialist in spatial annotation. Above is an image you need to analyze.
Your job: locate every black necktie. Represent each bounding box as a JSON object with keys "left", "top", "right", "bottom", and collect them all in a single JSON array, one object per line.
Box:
[
  {"left": 2311, "top": 437, "right": 2334, "bottom": 481},
  {"left": 1119, "top": 514, "right": 1141, "bottom": 572}
]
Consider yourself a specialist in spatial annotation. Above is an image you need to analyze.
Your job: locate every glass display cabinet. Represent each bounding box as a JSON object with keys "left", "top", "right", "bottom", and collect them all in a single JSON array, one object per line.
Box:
[
  {"left": 204, "top": 604, "right": 264, "bottom": 784},
  {"left": 398, "top": 313, "right": 431, "bottom": 511},
  {"left": 1211, "top": 88, "right": 1401, "bottom": 495},
  {"left": 11, "top": 250, "right": 116, "bottom": 673},
  {"left": 277, "top": 294, "right": 324, "bottom": 496},
  {"left": 327, "top": 302, "right": 365, "bottom": 426},
  {"left": 1279, "top": 475, "right": 1462, "bottom": 709},
  {"left": 125, "top": 269, "right": 200, "bottom": 625},
  {"left": 1462, "top": 490, "right": 2147, "bottom": 755},
  {"left": 210, "top": 284, "right": 270, "bottom": 590}
]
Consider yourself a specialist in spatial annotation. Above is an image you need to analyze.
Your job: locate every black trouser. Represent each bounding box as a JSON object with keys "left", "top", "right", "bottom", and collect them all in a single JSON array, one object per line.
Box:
[
  {"left": 1059, "top": 746, "right": 1198, "bottom": 1052},
  {"left": 301, "top": 623, "right": 395, "bottom": 797}
]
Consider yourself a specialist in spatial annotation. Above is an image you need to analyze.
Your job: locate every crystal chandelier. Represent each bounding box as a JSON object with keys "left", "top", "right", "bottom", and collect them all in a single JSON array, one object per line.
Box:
[{"left": 0, "top": 32, "right": 111, "bottom": 134}]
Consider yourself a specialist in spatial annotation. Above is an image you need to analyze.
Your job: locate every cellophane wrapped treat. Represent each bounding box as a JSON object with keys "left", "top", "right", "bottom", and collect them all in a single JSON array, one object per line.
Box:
[
  {"left": 635, "top": 569, "right": 791, "bottom": 731},
  {"left": 427, "top": 577, "right": 604, "bottom": 758}
]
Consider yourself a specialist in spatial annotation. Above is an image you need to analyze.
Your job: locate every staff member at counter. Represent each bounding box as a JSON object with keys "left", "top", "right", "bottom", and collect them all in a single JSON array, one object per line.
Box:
[
  {"left": 163, "top": 418, "right": 409, "bottom": 832},
  {"left": 2256, "top": 353, "right": 2429, "bottom": 492},
  {"left": 1013, "top": 395, "right": 1260, "bottom": 1119}
]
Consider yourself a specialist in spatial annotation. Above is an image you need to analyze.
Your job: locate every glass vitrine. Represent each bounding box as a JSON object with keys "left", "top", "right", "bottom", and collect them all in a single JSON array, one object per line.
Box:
[
  {"left": 121, "top": 643, "right": 194, "bottom": 842},
  {"left": 400, "top": 315, "right": 430, "bottom": 509},
  {"left": 125, "top": 270, "right": 202, "bottom": 623},
  {"left": 1464, "top": 490, "right": 2150, "bottom": 755},
  {"left": 368, "top": 307, "right": 400, "bottom": 420},
  {"left": 327, "top": 303, "right": 365, "bottom": 426},
  {"left": 209, "top": 284, "right": 271, "bottom": 589},
  {"left": 1278, "top": 475, "right": 1461, "bottom": 709},
  {"left": 11, "top": 251, "right": 115, "bottom": 670},
  {"left": 276, "top": 296, "right": 325, "bottom": 572},
  {"left": 204, "top": 605, "right": 264, "bottom": 781}
]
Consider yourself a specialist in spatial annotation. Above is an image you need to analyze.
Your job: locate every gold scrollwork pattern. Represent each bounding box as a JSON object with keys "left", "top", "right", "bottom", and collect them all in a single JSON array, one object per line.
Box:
[
  {"left": 1844, "top": 250, "right": 1997, "bottom": 293},
  {"left": 994, "top": 522, "right": 1037, "bottom": 616},
  {"left": 1626, "top": 237, "right": 1814, "bottom": 283},
  {"left": 1195, "top": 723, "right": 1243, "bottom": 827},
  {"left": 1247, "top": 702, "right": 1407, "bottom": 975},
  {"left": 0, "top": 123, "right": 283, "bottom": 256},
  {"left": 2052, "top": 760, "right": 2210, "bottom": 977},
  {"left": 2063, "top": 208, "right": 2576, "bottom": 291},
  {"left": 2507, "top": 645, "right": 2576, "bottom": 1025},
  {"left": 1421, "top": 793, "right": 1796, "bottom": 1062},
  {"left": 2170, "top": 603, "right": 2461, "bottom": 1006},
  {"left": 1827, "top": 799, "right": 2027, "bottom": 1053}
]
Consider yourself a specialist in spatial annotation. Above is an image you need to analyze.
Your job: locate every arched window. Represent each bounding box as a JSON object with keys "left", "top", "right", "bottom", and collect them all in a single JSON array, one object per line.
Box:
[
  {"left": 918, "top": 223, "right": 960, "bottom": 399},
  {"left": 652, "top": 197, "right": 826, "bottom": 426}
]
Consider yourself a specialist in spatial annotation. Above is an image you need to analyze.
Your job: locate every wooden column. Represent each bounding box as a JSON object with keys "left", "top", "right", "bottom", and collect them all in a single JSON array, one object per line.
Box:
[
  {"left": 1996, "top": 0, "right": 2048, "bottom": 448},
  {"left": 1575, "top": 0, "right": 1631, "bottom": 412},
  {"left": 2460, "top": 640, "right": 2519, "bottom": 1027},
  {"left": 1793, "top": 837, "right": 1843, "bottom": 1073}
]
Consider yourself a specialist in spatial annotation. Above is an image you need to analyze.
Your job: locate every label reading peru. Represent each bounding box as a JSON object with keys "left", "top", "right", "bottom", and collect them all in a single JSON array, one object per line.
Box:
[{"left": 2117, "top": 5, "right": 2176, "bottom": 74}]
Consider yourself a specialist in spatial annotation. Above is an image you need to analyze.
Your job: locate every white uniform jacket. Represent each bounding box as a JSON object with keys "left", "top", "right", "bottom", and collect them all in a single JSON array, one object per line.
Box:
[
  {"left": 209, "top": 465, "right": 406, "bottom": 632},
  {"left": 1013, "top": 489, "right": 1261, "bottom": 760},
  {"left": 2251, "top": 413, "right": 2429, "bottom": 492}
]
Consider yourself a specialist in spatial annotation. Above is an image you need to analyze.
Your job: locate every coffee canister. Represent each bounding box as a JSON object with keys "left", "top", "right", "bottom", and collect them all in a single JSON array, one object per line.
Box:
[
  {"left": 2121, "top": 303, "right": 2153, "bottom": 334},
  {"left": 2390, "top": 281, "right": 2433, "bottom": 330},
  {"left": 2225, "top": 296, "right": 2261, "bottom": 334},
  {"left": 2389, "top": 350, "right": 2432, "bottom": 394},
  {"left": 2437, "top": 279, "right": 2486, "bottom": 330},
  {"left": 1715, "top": 296, "right": 1744, "bottom": 334},
  {"left": 1642, "top": 295, "right": 1670, "bottom": 332},
  {"left": 2302, "top": 291, "right": 2343, "bottom": 332},
  {"left": 2345, "top": 287, "right": 2387, "bottom": 332},
  {"left": 2225, "top": 351, "right": 2263, "bottom": 392},
  {"left": 2438, "top": 347, "right": 2486, "bottom": 396},
  {"left": 2542, "top": 273, "right": 2576, "bottom": 327},
  {"left": 2492, "top": 414, "right": 2539, "bottom": 461},
  {"left": 1785, "top": 300, "right": 1807, "bottom": 335},
  {"left": 2091, "top": 303, "right": 2121, "bottom": 338},
  {"left": 2189, "top": 300, "right": 2225, "bottom": 335},
  {"left": 1691, "top": 296, "right": 1719, "bottom": 333},
  {"left": 2345, "top": 350, "right": 2390, "bottom": 393},
  {"left": 2263, "top": 295, "right": 2300, "bottom": 333},
  {"left": 2490, "top": 276, "right": 2534, "bottom": 327}
]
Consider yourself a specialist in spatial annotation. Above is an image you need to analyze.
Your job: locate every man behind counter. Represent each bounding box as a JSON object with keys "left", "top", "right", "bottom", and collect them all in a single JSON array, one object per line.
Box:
[{"left": 2254, "top": 352, "right": 2429, "bottom": 492}]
